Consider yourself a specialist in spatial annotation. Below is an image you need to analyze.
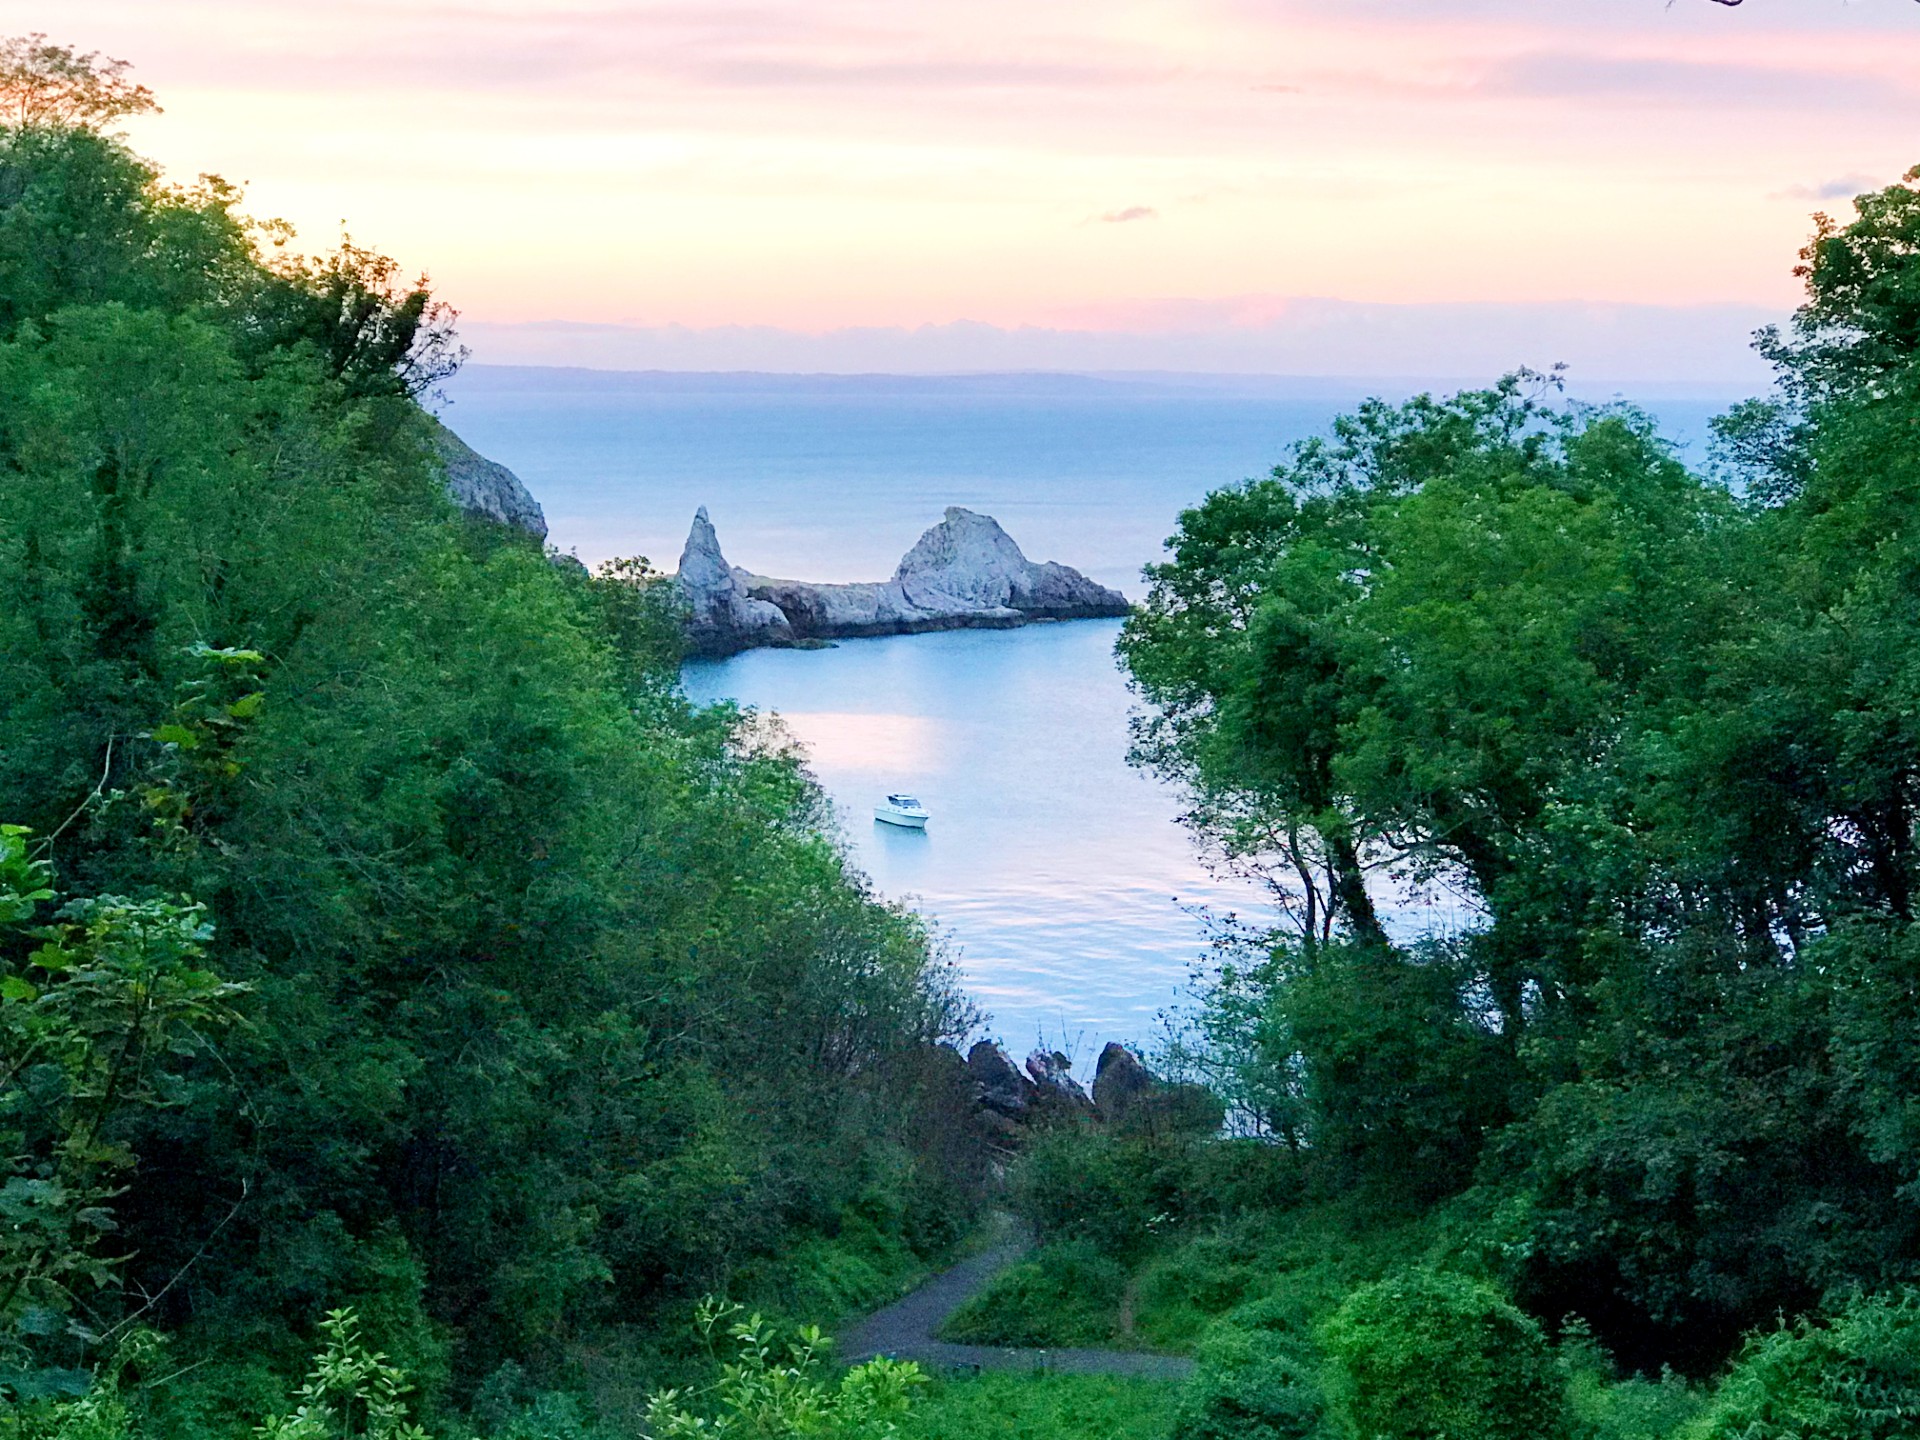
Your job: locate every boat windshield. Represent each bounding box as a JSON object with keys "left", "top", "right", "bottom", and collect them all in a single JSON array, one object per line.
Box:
[{"left": 886, "top": 794, "right": 922, "bottom": 807}]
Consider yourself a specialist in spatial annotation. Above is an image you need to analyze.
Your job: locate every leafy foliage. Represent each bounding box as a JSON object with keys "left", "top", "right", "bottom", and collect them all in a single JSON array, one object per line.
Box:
[
  {"left": 900, "top": 1374, "right": 1179, "bottom": 1440},
  {"left": 1684, "top": 1288, "right": 1920, "bottom": 1440},
  {"left": 1119, "top": 162, "right": 1920, "bottom": 1375},
  {"left": 643, "top": 1300, "right": 924, "bottom": 1439},
  {"left": 1171, "top": 1302, "right": 1328, "bottom": 1440},
  {"left": 938, "top": 1242, "right": 1128, "bottom": 1349},
  {"left": 0, "top": 36, "right": 156, "bottom": 130},
  {"left": 1, "top": 828, "right": 243, "bottom": 1397},
  {"left": 0, "top": 36, "right": 980, "bottom": 1422},
  {"left": 256, "top": 1310, "right": 428, "bottom": 1440}
]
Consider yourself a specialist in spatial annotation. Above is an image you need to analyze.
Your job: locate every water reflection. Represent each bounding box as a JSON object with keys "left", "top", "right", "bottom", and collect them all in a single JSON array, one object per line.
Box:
[{"left": 683, "top": 621, "right": 1267, "bottom": 1059}]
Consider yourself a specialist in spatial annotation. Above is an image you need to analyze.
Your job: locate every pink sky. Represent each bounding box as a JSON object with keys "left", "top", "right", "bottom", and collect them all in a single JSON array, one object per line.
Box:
[{"left": 11, "top": 1, "right": 1920, "bottom": 374}]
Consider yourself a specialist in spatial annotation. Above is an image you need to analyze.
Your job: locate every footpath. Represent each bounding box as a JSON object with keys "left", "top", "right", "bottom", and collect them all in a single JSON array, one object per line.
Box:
[{"left": 838, "top": 1227, "right": 1196, "bottom": 1381}]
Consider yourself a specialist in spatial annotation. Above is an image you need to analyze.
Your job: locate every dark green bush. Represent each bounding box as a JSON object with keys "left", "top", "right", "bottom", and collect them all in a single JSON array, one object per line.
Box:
[
  {"left": 1173, "top": 1303, "right": 1330, "bottom": 1440},
  {"left": 1690, "top": 1288, "right": 1920, "bottom": 1440},
  {"left": 1319, "top": 1270, "right": 1571, "bottom": 1440},
  {"left": 1010, "top": 1125, "right": 1209, "bottom": 1257}
]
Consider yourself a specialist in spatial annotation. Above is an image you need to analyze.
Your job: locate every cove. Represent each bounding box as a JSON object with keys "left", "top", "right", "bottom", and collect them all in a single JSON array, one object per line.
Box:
[{"left": 682, "top": 618, "right": 1263, "bottom": 1062}]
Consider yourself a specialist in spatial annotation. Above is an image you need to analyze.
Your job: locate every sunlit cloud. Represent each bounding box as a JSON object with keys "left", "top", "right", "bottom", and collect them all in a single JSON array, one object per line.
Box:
[{"left": 10, "top": 0, "right": 1920, "bottom": 374}]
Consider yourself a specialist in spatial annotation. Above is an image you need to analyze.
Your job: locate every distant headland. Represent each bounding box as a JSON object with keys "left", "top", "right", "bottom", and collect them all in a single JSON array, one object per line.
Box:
[{"left": 675, "top": 505, "right": 1131, "bottom": 656}]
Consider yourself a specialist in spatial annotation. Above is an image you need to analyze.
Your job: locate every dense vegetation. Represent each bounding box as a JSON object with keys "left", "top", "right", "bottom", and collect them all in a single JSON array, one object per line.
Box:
[
  {"left": 943, "top": 161, "right": 1920, "bottom": 1440},
  {"left": 1059, "top": 159, "right": 1920, "bottom": 1435},
  {"left": 0, "top": 38, "right": 982, "bottom": 1438},
  {"left": 11, "top": 29, "right": 1920, "bottom": 1440}
]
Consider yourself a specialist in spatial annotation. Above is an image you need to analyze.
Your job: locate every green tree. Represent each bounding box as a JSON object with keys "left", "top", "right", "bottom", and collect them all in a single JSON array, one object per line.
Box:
[{"left": 0, "top": 36, "right": 156, "bottom": 130}]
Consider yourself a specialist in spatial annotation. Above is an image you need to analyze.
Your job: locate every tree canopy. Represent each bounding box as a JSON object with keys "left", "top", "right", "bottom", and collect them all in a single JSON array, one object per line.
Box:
[{"left": 1122, "top": 163, "right": 1920, "bottom": 1374}]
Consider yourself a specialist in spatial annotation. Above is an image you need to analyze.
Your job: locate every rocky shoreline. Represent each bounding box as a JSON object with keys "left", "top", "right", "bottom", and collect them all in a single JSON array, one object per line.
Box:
[{"left": 675, "top": 505, "right": 1132, "bottom": 656}]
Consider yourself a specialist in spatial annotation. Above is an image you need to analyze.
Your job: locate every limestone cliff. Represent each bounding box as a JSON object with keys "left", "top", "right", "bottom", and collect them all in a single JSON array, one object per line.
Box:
[
  {"left": 675, "top": 506, "right": 1129, "bottom": 654},
  {"left": 434, "top": 422, "right": 548, "bottom": 540}
]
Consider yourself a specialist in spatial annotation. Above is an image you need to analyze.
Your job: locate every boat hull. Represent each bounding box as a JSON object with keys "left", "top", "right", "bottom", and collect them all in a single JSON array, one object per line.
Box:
[{"left": 874, "top": 807, "right": 929, "bottom": 829}]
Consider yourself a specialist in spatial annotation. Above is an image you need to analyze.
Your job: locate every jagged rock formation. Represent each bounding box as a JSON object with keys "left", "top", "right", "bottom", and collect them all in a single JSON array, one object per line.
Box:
[
  {"left": 435, "top": 422, "right": 548, "bottom": 540},
  {"left": 960, "top": 1040, "right": 1223, "bottom": 1149},
  {"left": 677, "top": 507, "right": 795, "bottom": 656},
  {"left": 674, "top": 507, "right": 1129, "bottom": 655},
  {"left": 1026, "top": 1048, "right": 1097, "bottom": 1120}
]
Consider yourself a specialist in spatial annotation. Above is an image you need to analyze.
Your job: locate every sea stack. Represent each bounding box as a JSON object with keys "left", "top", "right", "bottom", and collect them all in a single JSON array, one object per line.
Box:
[
  {"left": 676, "top": 507, "right": 796, "bottom": 656},
  {"left": 673, "top": 506, "right": 1129, "bottom": 654}
]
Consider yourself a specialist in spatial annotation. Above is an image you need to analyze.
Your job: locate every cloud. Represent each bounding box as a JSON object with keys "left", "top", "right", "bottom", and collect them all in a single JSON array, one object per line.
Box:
[
  {"left": 1479, "top": 52, "right": 1914, "bottom": 110},
  {"left": 1099, "top": 205, "right": 1157, "bottom": 223},
  {"left": 1770, "top": 173, "right": 1881, "bottom": 202}
]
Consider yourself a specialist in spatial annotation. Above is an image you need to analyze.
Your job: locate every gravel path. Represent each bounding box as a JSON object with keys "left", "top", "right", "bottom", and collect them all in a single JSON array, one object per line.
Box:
[{"left": 838, "top": 1226, "right": 1196, "bottom": 1380}]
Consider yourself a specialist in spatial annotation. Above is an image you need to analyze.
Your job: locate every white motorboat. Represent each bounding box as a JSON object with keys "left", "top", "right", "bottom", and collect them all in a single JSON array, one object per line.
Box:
[{"left": 874, "top": 793, "right": 929, "bottom": 829}]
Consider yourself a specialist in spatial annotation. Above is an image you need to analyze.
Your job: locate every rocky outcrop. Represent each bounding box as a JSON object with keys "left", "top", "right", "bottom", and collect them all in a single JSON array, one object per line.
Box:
[
  {"left": 1026, "top": 1049, "right": 1097, "bottom": 1120},
  {"left": 434, "top": 422, "right": 547, "bottom": 540},
  {"left": 969, "top": 1041, "right": 1038, "bottom": 1123},
  {"left": 1091, "top": 1042, "right": 1156, "bottom": 1123},
  {"left": 677, "top": 507, "right": 795, "bottom": 656},
  {"left": 673, "top": 507, "right": 1129, "bottom": 654},
  {"left": 959, "top": 1041, "right": 1223, "bottom": 1145}
]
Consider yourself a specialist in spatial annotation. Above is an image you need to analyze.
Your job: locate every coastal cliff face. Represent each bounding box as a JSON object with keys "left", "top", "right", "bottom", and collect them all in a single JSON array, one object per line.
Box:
[
  {"left": 675, "top": 506, "right": 1130, "bottom": 654},
  {"left": 434, "top": 422, "right": 549, "bottom": 540}
]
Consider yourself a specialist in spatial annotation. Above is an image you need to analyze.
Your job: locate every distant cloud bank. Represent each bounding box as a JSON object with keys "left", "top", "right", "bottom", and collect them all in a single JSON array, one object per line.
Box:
[{"left": 461, "top": 298, "right": 1781, "bottom": 389}]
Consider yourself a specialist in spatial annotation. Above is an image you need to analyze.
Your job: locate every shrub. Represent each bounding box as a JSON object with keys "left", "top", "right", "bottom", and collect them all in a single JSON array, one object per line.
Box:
[
  {"left": 1010, "top": 1126, "right": 1206, "bottom": 1257},
  {"left": 1687, "top": 1287, "right": 1920, "bottom": 1440},
  {"left": 1172, "top": 1308, "right": 1329, "bottom": 1440},
  {"left": 644, "top": 1300, "right": 924, "bottom": 1439},
  {"left": 902, "top": 1373, "right": 1180, "bottom": 1440},
  {"left": 257, "top": 1308, "right": 430, "bottom": 1440},
  {"left": 938, "top": 1241, "right": 1128, "bottom": 1349},
  {"left": 1319, "top": 1270, "right": 1570, "bottom": 1440}
]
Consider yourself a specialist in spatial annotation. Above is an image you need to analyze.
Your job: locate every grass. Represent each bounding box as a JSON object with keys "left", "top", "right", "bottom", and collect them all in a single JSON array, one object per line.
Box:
[
  {"left": 1128, "top": 1195, "right": 1439, "bottom": 1353},
  {"left": 902, "top": 1373, "right": 1181, "bottom": 1440},
  {"left": 938, "top": 1240, "right": 1131, "bottom": 1348},
  {"left": 943, "top": 1195, "right": 1441, "bottom": 1357}
]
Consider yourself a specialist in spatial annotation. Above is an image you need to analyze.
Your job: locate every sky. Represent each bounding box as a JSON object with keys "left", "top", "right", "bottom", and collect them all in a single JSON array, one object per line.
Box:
[{"left": 13, "top": 0, "right": 1920, "bottom": 378}]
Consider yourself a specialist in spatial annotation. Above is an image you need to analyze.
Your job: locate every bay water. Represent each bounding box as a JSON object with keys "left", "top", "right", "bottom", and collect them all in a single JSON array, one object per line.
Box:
[{"left": 441, "top": 367, "right": 1737, "bottom": 1065}]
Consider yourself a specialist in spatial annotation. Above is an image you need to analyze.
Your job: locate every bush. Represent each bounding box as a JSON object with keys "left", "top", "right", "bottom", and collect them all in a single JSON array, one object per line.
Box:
[
  {"left": 1319, "top": 1270, "right": 1571, "bottom": 1440},
  {"left": 1172, "top": 1306, "right": 1329, "bottom": 1440},
  {"left": 1010, "top": 1126, "right": 1206, "bottom": 1258},
  {"left": 938, "top": 1242, "right": 1129, "bottom": 1349},
  {"left": 1687, "top": 1287, "right": 1920, "bottom": 1440}
]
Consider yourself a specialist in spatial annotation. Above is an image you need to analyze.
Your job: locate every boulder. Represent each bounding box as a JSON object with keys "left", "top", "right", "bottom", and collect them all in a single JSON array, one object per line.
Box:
[
  {"left": 894, "top": 508, "right": 1129, "bottom": 619},
  {"left": 1092, "top": 1042, "right": 1156, "bottom": 1123},
  {"left": 434, "top": 422, "right": 547, "bottom": 540},
  {"left": 1025, "top": 1049, "right": 1096, "bottom": 1118},
  {"left": 967, "top": 1041, "right": 1037, "bottom": 1121},
  {"left": 674, "top": 508, "right": 796, "bottom": 656}
]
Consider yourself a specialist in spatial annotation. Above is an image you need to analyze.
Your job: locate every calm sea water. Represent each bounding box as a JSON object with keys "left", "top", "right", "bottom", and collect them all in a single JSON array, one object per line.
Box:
[
  {"left": 681, "top": 621, "right": 1256, "bottom": 1056},
  {"left": 441, "top": 367, "right": 1738, "bottom": 1061}
]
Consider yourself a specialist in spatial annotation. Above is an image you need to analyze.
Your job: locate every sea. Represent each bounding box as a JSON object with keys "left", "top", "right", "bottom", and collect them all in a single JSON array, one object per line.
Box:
[{"left": 439, "top": 366, "right": 1741, "bottom": 1069}]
